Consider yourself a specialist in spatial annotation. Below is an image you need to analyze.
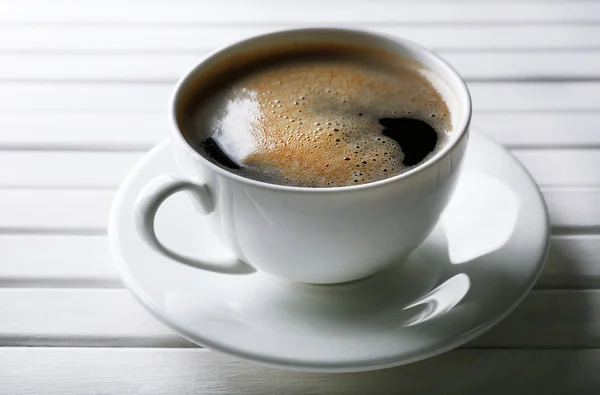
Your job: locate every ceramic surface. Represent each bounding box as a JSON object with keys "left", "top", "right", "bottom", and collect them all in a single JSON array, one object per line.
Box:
[{"left": 134, "top": 27, "right": 472, "bottom": 284}]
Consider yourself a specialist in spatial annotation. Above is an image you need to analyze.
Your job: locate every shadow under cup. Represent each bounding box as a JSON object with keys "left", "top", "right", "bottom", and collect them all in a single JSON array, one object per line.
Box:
[{"left": 168, "top": 28, "right": 472, "bottom": 284}]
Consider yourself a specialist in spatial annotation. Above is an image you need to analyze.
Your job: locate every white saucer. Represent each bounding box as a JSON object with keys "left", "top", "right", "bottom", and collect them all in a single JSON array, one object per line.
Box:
[{"left": 109, "top": 132, "right": 549, "bottom": 372}]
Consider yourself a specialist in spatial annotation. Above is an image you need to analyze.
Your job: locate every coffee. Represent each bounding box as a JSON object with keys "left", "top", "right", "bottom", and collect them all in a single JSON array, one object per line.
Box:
[{"left": 180, "top": 43, "right": 453, "bottom": 187}]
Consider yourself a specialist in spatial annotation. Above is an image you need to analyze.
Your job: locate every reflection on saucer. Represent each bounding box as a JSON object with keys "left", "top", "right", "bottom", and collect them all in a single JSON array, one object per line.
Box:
[
  {"left": 402, "top": 273, "right": 470, "bottom": 326},
  {"left": 441, "top": 173, "right": 521, "bottom": 264}
]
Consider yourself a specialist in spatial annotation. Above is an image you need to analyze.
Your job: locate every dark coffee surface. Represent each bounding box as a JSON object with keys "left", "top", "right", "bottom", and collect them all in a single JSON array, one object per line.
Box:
[{"left": 180, "top": 43, "right": 452, "bottom": 187}]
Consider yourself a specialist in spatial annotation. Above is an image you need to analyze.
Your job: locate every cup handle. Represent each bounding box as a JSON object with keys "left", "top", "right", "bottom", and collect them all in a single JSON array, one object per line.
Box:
[{"left": 134, "top": 174, "right": 255, "bottom": 275}]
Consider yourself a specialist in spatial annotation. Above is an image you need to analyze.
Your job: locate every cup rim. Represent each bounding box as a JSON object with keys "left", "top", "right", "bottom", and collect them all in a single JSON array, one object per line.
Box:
[{"left": 170, "top": 27, "right": 472, "bottom": 193}]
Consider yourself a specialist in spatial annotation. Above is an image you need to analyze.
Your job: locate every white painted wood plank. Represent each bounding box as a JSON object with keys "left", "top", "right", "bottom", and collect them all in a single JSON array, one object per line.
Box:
[
  {"left": 0, "top": 82, "right": 597, "bottom": 112},
  {"left": 540, "top": 235, "right": 600, "bottom": 288},
  {"left": 471, "top": 290, "right": 600, "bottom": 347},
  {"left": 0, "top": 235, "right": 118, "bottom": 287},
  {"left": 0, "top": 83, "right": 170, "bottom": 112},
  {"left": 1, "top": 2, "right": 598, "bottom": 23},
  {"left": 2, "top": 25, "right": 599, "bottom": 51},
  {"left": 468, "top": 83, "right": 600, "bottom": 111},
  {"left": 2, "top": 348, "right": 600, "bottom": 395},
  {"left": 474, "top": 112, "right": 600, "bottom": 148},
  {"left": 2, "top": 52, "right": 599, "bottom": 81},
  {"left": 0, "top": 289, "right": 178, "bottom": 347},
  {"left": 0, "top": 235, "right": 597, "bottom": 289},
  {"left": 1, "top": 112, "right": 598, "bottom": 150},
  {"left": 0, "top": 149, "right": 596, "bottom": 188},
  {"left": 514, "top": 150, "right": 600, "bottom": 187},
  {"left": 0, "top": 54, "right": 195, "bottom": 82},
  {"left": 444, "top": 52, "right": 600, "bottom": 80},
  {"left": 0, "top": 289, "right": 598, "bottom": 348},
  {"left": 0, "top": 188, "right": 594, "bottom": 232},
  {"left": 0, "top": 190, "right": 111, "bottom": 232},
  {"left": 0, "top": 151, "right": 143, "bottom": 188},
  {"left": 0, "top": 113, "right": 168, "bottom": 150},
  {"left": 544, "top": 188, "right": 600, "bottom": 230}
]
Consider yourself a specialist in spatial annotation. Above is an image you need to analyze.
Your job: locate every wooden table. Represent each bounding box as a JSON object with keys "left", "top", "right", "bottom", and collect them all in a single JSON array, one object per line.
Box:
[{"left": 2, "top": 1, "right": 600, "bottom": 393}]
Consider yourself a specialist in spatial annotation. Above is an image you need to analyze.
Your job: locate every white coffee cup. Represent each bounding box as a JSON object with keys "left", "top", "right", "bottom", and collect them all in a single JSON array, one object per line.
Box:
[{"left": 134, "top": 28, "right": 472, "bottom": 284}]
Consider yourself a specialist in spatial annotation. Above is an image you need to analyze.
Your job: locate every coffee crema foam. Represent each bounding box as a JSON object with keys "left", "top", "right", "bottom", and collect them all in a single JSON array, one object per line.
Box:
[{"left": 181, "top": 44, "right": 453, "bottom": 187}]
